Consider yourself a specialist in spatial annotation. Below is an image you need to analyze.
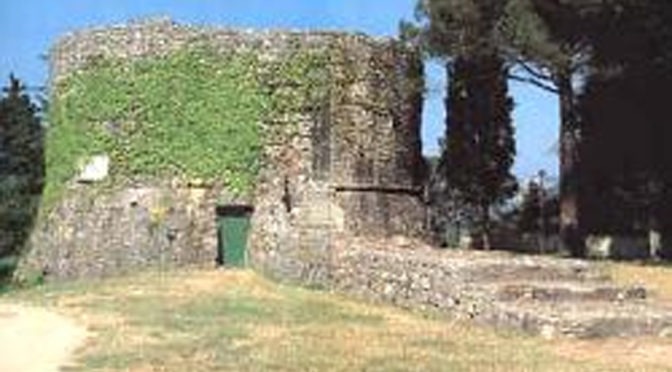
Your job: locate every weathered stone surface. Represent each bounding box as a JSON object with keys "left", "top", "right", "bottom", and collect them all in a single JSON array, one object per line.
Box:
[
  {"left": 492, "top": 282, "right": 647, "bottom": 302},
  {"left": 324, "top": 236, "right": 672, "bottom": 339},
  {"left": 486, "top": 300, "right": 672, "bottom": 339},
  {"left": 22, "top": 19, "right": 427, "bottom": 281},
  {"left": 17, "top": 182, "right": 223, "bottom": 281}
]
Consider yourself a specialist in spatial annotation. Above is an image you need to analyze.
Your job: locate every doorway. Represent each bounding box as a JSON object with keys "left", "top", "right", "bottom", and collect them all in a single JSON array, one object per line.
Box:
[{"left": 216, "top": 205, "right": 254, "bottom": 267}]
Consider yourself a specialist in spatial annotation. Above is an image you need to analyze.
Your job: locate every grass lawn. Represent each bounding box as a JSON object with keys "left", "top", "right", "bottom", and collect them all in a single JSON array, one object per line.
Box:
[{"left": 3, "top": 268, "right": 672, "bottom": 371}]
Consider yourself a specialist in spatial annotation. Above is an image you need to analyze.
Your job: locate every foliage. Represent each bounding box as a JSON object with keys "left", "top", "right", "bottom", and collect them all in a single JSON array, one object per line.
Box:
[
  {"left": 415, "top": 0, "right": 606, "bottom": 256},
  {"left": 0, "top": 74, "right": 44, "bottom": 283},
  {"left": 441, "top": 55, "right": 517, "bottom": 247},
  {"left": 503, "top": 0, "right": 594, "bottom": 68},
  {"left": 416, "top": 0, "right": 510, "bottom": 59},
  {"left": 0, "top": 75, "right": 44, "bottom": 180},
  {"left": 517, "top": 178, "right": 557, "bottom": 234},
  {"left": 416, "top": 0, "right": 517, "bottom": 246},
  {"left": 46, "top": 48, "right": 266, "bottom": 203},
  {"left": 416, "top": 0, "right": 672, "bottom": 258},
  {"left": 499, "top": 0, "right": 560, "bottom": 65},
  {"left": 576, "top": 1, "right": 672, "bottom": 259},
  {"left": 518, "top": 180, "right": 543, "bottom": 233},
  {"left": 45, "top": 46, "right": 331, "bottom": 210},
  {"left": 258, "top": 46, "right": 331, "bottom": 137}
]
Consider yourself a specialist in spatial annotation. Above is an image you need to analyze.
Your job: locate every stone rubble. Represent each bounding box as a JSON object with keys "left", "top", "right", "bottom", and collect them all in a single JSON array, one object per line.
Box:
[{"left": 326, "top": 236, "right": 672, "bottom": 339}]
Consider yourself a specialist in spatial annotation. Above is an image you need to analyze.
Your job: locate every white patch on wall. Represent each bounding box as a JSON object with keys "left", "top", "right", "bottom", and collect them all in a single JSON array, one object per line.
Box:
[{"left": 77, "top": 154, "right": 110, "bottom": 183}]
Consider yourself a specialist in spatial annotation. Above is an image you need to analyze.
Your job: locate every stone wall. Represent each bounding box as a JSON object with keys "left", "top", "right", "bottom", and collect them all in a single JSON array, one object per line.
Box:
[
  {"left": 248, "top": 27, "right": 427, "bottom": 282},
  {"left": 328, "top": 236, "right": 604, "bottom": 318},
  {"left": 20, "top": 19, "right": 426, "bottom": 281},
  {"left": 17, "top": 182, "right": 223, "bottom": 281},
  {"left": 327, "top": 237, "right": 672, "bottom": 339}
]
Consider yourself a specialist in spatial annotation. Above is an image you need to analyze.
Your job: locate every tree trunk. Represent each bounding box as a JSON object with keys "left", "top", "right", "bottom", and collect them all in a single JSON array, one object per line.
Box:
[
  {"left": 649, "top": 228, "right": 661, "bottom": 260},
  {"left": 481, "top": 204, "right": 491, "bottom": 251},
  {"left": 658, "top": 185, "right": 672, "bottom": 261},
  {"left": 556, "top": 68, "right": 585, "bottom": 257}
]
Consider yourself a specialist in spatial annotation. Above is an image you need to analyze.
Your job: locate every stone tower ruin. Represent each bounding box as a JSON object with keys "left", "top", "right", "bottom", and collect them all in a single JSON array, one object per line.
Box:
[{"left": 18, "top": 19, "right": 427, "bottom": 282}]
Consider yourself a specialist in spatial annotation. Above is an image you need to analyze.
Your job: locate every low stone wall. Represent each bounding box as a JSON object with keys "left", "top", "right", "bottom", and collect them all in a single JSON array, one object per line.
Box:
[
  {"left": 330, "top": 237, "right": 493, "bottom": 316},
  {"left": 328, "top": 236, "right": 601, "bottom": 318},
  {"left": 17, "top": 183, "right": 223, "bottom": 281},
  {"left": 323, "top": 237, "right": 672, "bottom": 339}
]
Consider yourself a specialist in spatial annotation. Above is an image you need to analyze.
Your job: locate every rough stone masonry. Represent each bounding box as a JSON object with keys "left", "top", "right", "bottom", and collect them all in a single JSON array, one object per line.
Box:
[
  {"left": 15, "top": 19, "right": 672, "bottom": 340},
  {"left": 18, "top": 18, "right": 427, "bottom": 281}
]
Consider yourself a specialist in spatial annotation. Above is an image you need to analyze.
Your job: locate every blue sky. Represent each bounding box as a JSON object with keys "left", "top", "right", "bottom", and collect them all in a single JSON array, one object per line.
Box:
[{"left": 0, "top": 0, "right": 559, "bottom": 180}]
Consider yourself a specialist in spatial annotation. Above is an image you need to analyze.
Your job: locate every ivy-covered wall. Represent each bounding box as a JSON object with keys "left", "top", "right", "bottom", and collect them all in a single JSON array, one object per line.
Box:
[
  {"left": 46, "top": 48, "right": 264, "bottom": 203},
  {"left": 18, "top": 19, "right": 427, "bottom": 282}
]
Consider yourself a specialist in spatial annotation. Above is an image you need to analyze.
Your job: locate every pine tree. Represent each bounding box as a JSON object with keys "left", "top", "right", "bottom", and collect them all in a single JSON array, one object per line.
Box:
[
  {"left": 496, "top": 0, "right": 597, "bottom": 256},
  {"left": 417, "top": 0, "right": 671, "bottom": 257},
  {"left": 577, "top": 0, "right": 672, "bottom": 260}
]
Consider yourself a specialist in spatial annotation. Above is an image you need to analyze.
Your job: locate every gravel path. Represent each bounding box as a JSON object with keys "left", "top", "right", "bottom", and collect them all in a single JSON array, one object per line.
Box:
[{"left": 0, "top": 303, "right": 87, "bottom": 372}]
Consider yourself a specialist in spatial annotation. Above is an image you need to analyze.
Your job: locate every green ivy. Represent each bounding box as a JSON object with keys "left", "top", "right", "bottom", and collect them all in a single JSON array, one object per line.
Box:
[
  {"left": 44, "top": 45, "right": 331, "bottom": 208},
  {"left": 46, "top": 48, "right": 264, "bottom": 204}
]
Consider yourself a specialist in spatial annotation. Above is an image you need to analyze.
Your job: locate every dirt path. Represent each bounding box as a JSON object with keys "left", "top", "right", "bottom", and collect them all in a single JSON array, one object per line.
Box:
[{"left": 0, "top": 303, "right": 88, "bottom": 372}]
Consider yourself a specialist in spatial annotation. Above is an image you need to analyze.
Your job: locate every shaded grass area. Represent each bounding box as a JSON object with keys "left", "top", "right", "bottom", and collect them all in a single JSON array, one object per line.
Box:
[{"left": 3, "top": 269, "right": 670, "bottom": 371}]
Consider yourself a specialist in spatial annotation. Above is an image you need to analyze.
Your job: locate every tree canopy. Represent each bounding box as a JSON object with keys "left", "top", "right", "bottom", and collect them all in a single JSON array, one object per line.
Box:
[
  {"left": 0, "top": 74, "right": 45, "bottom": 282},
  {"left": 417, "top": 0, "right": 518, "bottom": 248},
  {"left": 414, "top": 0, "right": 672, "bottom": 258}
]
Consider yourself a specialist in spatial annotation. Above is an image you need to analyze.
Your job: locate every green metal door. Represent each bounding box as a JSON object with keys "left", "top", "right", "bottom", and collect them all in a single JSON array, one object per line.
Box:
[{"left": 216, "top": 205, "right": 253, "bottom": 267}]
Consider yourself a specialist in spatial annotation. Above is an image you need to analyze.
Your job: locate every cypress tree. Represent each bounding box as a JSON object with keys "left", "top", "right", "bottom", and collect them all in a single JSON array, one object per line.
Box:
[
  {"left": 417, "top": 0, "right": 518, "bottom": 248},
  {"left": 442, "top": 54, "right": 517, "bottom": 249}
]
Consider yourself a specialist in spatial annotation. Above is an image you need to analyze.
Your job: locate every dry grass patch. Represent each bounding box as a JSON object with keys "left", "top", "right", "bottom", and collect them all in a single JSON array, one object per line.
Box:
[
  {"left": 545, "top": 261, "right": 672, "bottom": 371},
  {"left": 607, "top": 262, "right": 672, "bottom": 301},
  {"left": 551, "top": 337, "right": 672, "bottom": 371},
  {"left": 3, "top": 268, "right": 670, "bottom": 371}
]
